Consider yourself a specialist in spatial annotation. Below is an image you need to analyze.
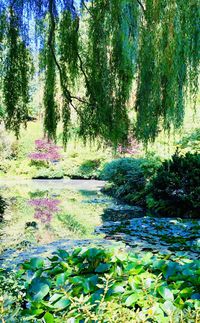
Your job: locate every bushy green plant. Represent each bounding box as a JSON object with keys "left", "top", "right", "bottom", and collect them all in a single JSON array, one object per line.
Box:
[
  {"left": 33, "top": 167, "right": 64, "bottom": 179},
  {"left": 101, "top": 158, "right": 142, "bottom": 184},
  {"left": 178, "top": 128, "right": 200, "bottom": 153},
  {"left": 101, "top": 158, "right": 146, "bottom": 205},
  {"left": 141, "top": 153, "right": 162, "bottom": 180},
  {"left": 0, "top": 195, "right": 7, "bottom": 219},
  {"left": 69, "top": 159, "right": 104, "bottom": 179},
  {"left": 0, "top": 247, "right": 199, "bottom": 322},
  {"left": 148, "top": 153, "right": 200, "bottom": 217}
]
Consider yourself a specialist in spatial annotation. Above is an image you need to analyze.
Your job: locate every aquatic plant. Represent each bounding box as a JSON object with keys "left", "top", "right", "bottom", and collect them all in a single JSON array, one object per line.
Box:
[{"left": 0, "top": 247, "right": 199, "bottom": 321}]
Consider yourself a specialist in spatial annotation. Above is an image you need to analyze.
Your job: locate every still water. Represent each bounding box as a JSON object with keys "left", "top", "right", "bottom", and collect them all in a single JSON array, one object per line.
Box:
[{"left": 0, "top": 179, "right": 199, "bottom": 267}]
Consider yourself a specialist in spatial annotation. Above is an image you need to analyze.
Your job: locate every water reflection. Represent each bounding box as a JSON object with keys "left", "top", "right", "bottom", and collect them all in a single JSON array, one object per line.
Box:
[{"left": 28, "top": 197, "right": 60, "bottom": 224}]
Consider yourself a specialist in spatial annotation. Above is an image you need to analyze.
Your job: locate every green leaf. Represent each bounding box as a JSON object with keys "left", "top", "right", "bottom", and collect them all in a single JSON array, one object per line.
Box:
[
  {"left": 179, "top": 287, "right": 193, "bottom": 297},
  {"left": 126, "top": 264, "right": 144, "bottom": 275},
  {"left": 95, "top": 263, "right": 111, "bottom": 273},
  {"left": 158, "top": 286, "right": 174, "bottom": 301},
  {"left": 44, "top": 312, "right": 54, "bottom": 323},
  {"left": 53, "top": 297, "right": 70, "bottom": 310},
  {"left": 125, "top": 294, "right": 139, "bottom": 306},
  {"left": 191, "top": 293, "right": 200, "bottom": 300},
  {"left": 49, "top": 293, "right": 63, "bottom": 304},
  {"left": 161, "top": 301, "right": 176, "bottom": 315},
  {"left": 30, "top": 257, "right": 44, "bottom": 269},
  {"left": 56, "top": 273, "right": 67, "bottom": 287},
  {"left": 29, "top": 278, "right": 50, "bottom": 302},
  {"left": 21, "top": 309, "right": 44, "bottom": 317},
  {"left": 56, "top": 250, "right": 70, "bottom": 260}
]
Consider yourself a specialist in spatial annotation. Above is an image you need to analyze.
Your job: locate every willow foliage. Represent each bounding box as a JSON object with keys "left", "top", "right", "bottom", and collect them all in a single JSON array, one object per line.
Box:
[
  {"left": 136, "top": 0, "right": 200, "bottom": 143},
  {"left": 0, "top": 0, "right": 199, "bottom": 145},
  {"left": 2, "top": 8, "right": 33, "bottom": 137}
]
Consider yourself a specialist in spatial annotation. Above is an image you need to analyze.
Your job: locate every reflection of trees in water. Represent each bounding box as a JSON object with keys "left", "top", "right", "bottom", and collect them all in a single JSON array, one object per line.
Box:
[{"left": 28, "top": 198, "right": 60, "bottom": 224}]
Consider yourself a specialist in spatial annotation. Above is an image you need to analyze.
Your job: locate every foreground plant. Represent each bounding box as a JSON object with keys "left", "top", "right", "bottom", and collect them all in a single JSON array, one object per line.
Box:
[{"left": 0, "top": 247, "right": 199, "bottom": 322}]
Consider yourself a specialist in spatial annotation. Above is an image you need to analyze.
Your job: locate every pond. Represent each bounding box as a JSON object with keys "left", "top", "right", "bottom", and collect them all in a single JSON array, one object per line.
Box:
[{"left": 0, "top": 179, "right": 199, "bottom": 268}]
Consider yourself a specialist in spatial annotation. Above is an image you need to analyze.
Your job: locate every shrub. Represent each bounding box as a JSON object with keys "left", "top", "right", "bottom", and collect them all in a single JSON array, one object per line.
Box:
[
  {"left": 0, "top": 195, "right": 7, "bottom": 220},
  {"left": 178, "top": 128, "right": 200, "bottom": 153},
  {"left": 148, "top": 153, "right": 200, "bottom": 217},
  {"left": 0, "top": 247, "right": 199, "bottom": 322},
  {"left": 69, "top": 159, "right": 104, "bottom": 179},
  {"left": 32, "top": 167, "right": 64, "bottom": 179},
  {"left": 140, "top": 153, "right": 162, "bottom": 180},
  {"left": 101, "top": 158, "right": 146, "bottom": 206}
]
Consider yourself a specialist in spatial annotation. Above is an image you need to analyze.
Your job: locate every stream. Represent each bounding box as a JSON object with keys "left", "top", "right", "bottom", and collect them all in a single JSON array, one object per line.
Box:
[{"left": 0, "top": 179, "right": 199, "bottom": 268}]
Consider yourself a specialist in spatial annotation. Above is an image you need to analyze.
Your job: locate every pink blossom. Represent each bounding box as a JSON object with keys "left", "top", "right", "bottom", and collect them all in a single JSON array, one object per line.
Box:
[
  {"left": 28, "top": 139, "right": 62, "bottom": 162},
  {"left": 28, "top": 198, "right": 60, "bottom": 224}
]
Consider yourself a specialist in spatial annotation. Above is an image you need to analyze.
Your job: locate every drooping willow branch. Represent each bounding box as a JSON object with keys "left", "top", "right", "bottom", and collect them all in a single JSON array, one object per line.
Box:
[
  {"left": 46, "top": 0, "right": 88, "bottom": 143},
  {"left": 0, "top": 0, "right": 199, "bottom": 146}
]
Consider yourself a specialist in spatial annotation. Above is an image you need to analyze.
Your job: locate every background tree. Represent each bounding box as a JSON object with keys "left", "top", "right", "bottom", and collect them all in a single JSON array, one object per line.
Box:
[{"left": 0, "top": 0, "right": 199, "bottom": 146}]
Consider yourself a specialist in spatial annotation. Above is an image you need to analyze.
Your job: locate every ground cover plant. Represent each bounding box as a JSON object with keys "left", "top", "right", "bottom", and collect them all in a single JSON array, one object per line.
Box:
[{"left": 0, "top": 247, "right": 199, "bottom": 322}]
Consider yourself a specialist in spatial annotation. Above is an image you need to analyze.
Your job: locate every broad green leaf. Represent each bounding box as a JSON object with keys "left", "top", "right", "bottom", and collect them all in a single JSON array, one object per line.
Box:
[
  {"left": 29, "top": 278, "right": 50, "bottom": 302},
  {"left": 95, "top": 263, "right": 111, "bottom": 273},
  {"left": 44, "top": 312, "right": 54, "bottom": 323},
  {"left": 49, "top": 293, "right": 63, "bottom": 304},
  {"left": 56, "top": 249, "right": 70, "bottom": 259},
  {"left": 179, "top": 287, "right": 193, "bottom": 297},
  {"left": 161, "top": 301, "right": 176, "bottom": 315},
  {"left": 125, "top": 294, "right": 139, "bottom": 306},
  {"left": 30, "top": 257, "right": 44, "bottom": 269},
  {"left": 191, "top": 293, "right": 200, "bottom": 300},
  {"left": 158, "top": 286, "right": 174, "bottom": 301},
  {"left": 56, "top": 273, "right": 67, "bottom": 286},
  {"left": 53, "top": 297, "right": 70, "bottom": 310},
  {"left": 21, "top": 309, "right": 44, "bottom": 317}
]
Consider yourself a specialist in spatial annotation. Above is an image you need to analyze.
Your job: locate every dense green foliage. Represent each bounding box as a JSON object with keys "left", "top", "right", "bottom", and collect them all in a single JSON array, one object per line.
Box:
[
  {"left": 148, "top": 153, "right": 200, "bottom": 218},
  {"left": 178, "top": 128, "right": 200, "bottom": 153},
  {"left": 0, "top": 0, "right": 199, "bottom": 145},
  {"left": 2, "top": 8, "right": 33, "bottom": 137},
  {"left": 0, "top": 195, "right": 6, "bottom": 219},
  {"left": 32, "top": 167, "right": 64, "bottom": 179},
  {"left": 101, "top": 158, "right": 146, "bottom": 206},
  {"left": 135, "top": 0, "right": 200, "bottom": 143},
  {"left": 102, "top": 152, "right": 200, "bottom": 218},
  {"left": 0, "top": 247, "right": 199, "bottom": 322}
]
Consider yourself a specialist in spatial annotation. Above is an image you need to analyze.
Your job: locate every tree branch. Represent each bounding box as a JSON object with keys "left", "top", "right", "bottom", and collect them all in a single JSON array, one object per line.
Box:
[
  {"left": 48, "top": 0, "right": 87, "bottom": 115},
  {"left": 136, "top": 0, "right": 146, "bottom": 14},
  {"left": 82, "top": 0, "right": 93, "bottom": 16}
]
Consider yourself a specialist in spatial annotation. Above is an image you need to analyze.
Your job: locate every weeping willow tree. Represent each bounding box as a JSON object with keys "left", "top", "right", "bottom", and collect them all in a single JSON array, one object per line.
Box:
[{"left": 0, "top": 0, "right": 199, "bottom": 146}]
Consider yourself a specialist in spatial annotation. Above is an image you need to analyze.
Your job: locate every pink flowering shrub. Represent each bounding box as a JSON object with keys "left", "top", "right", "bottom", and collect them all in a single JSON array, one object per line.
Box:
[
  {"left": 28, "top": 139, "right": 62, "bottom": 162},
  {"left": 117, "top": 138, "right": 141, "bottom": 155},
  {"left": 28, "top": 198, "right": 60, "bottom": 224}
]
